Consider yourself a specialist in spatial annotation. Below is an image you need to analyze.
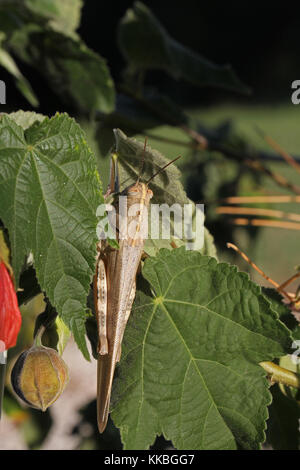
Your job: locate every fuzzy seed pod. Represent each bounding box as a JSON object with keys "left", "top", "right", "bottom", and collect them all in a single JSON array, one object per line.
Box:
[{"left": 11, "top": 345, "right": 69, "bottom": 411}]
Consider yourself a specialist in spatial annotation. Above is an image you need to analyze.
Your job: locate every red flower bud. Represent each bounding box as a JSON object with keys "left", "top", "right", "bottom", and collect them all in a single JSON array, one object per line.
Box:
[{"left": 0, "top": 261, "right": 22, "bottom": 351}]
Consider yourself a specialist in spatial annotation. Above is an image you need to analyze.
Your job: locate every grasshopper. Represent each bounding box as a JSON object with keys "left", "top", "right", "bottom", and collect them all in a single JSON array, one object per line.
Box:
[{"left": 94, "top": 146, "right": 180, "bottom": 433}]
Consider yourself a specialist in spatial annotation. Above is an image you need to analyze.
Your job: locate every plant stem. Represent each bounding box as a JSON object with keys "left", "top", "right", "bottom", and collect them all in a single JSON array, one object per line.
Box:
[
  {"left": 120, "top": 86, "right": 300, "bottom": 193},
  {"left": 230, "top": 217, "right": 300, "bottom": 231},
  {"left": 222, "top": 195, "right": 300, "bottom": 204},
  {"left": 208, "top": 142, "right": 300, "bottom": 194},
  {"left": 180, "top": 124, "right": 208, "bottom": 148},
  {"left": 34, "top": 325, "right": 46, "bottom": 347},
  {"left": 279, "top": 272, "right": 300, "bottom": 290},
  {"left": 217, "top": 206, "right": 300, "bottom": 222},
  {"left": 260, "top": 361, "right": 300, "bottom": 389},
  {"left": 263, "top": 133, "right": 300, "bottom": 175}
]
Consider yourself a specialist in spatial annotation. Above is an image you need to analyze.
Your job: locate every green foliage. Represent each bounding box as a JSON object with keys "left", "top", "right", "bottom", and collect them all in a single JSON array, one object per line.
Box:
[
  {"left": 0, "top": 113, "right": 103, "bottom": 359},
  {"left": 0, "top": 32, "right": 39, "bottom": 107},
  {"left": 0, "top": 0, "right": 298, "bottom": 452},
  {"left": 114, "top": 129, "right": 214, "bottom": 255},
  {"left": 0, "top": 0, "right": 115, "bottom": 113},
  {"left": 111, "top": 248, "right": 291, "bottom": 449},
  {"left": 23, "top": 0, "right": 83, "bottom": 36},
  {"left": 0, "top": 0, "right": 82, "bottom": 34},
  {"left": 262, "top": 288, "right": 297, "bottom": 332},
  {"left": 114, "top": 128, "right": 188, "bottom": 206},
  {"left": 266, "top": 384, "right": 300, "bottom": 450},
  {"left": 6, "top": 110, "right": 46, "bottom": 130},
  {"left": 10, "top": 27, "right": 115, "bottom": 114},
  {"left": 118, "top": 2, "right": 250, "bottom": 94}
]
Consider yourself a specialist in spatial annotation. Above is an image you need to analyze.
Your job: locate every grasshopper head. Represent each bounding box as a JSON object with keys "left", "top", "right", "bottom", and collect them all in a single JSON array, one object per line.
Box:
[{"left": 127, "top": 182, "right": 153, "bottom": 206}]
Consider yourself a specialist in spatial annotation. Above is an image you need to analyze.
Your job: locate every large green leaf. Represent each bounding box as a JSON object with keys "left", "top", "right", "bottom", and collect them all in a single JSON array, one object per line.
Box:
[
  {"left": 10, "top": 26, "right": 115, "bottom": 114},
  {"left": 114, "top": 128, "right": 187, "bottom": 206},
  {"left": 113, "top": 129, "right": 215, "bottom": 255},
  {"left": 0, "top": 113, "right": 103, "bottom": 359},
  {"left": 118, "top": 2, "right": 249, "bottom": 94},
  {"left": 111, "top": 248, "right": 291, "bottom": 449}
]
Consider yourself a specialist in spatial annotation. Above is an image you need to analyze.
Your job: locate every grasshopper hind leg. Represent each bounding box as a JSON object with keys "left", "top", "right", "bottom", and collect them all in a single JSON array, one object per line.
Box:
[
  {"left": 95, "top": 258, "right": 108, "bottom": 355},
  {"left": 116, "top": 281, "right": 136, "bottom": 363},
  {"left": 97, "top": 282, "right": 136, "bottom": 433}
]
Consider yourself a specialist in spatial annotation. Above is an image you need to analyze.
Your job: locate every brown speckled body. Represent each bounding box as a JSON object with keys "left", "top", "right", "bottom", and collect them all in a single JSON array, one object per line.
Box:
[{"left": 95, "top": 182, "right": 153, "bottom": 432}]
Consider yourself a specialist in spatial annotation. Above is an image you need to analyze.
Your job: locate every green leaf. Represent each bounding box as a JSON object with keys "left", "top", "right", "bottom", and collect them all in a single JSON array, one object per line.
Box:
[
  {"left": 293, "top": 325, "right": 300, "bottom": 341},
  {"left": 118, "top": 2, "right": 250, "bottom": 94},
  {"left": 261, "top": 288, "right": 292, "bottom": 321},
  {"left": 0, "top": 36, "right": 39, "bottom": 107},
  {"left": 111, "top": 248, "right": 291, "bottom": 450},
  {"left": 266, "top": 384, "right": 300, "bottom": 450},
  {"left": 202, "top": 226, "right": 217, "bottom": 259},
  {"left": 144, "top": 238, "right": 185, "bottom": 258},
  {"left": 24, "top": 0, "right": 63, "bottom": 18},
  {"left": 10, "top": 27, "right": 115, "bottom": 114},
  {"left": 6, "top": 110, "right": 46, "bottom": 130},
  {"left": 114, "top": 129, "right": 215, "bottom": 255},
  {"left": 0, "top": 0, "right": 82, "bottom": 37},
  {"left": 114, "top": 128, "right": 188, "bottom": 206},
  {"left": 144, "top": 227, "right": 217, "bottom": 259},
  {"left": 24, "top": 0, "right": 83, "bottom": 36},
  {"left": 98, "top": 91, "right": 188, "bottom": 134},
  {"left": 262, "top": 288, "right": 300, "bottom": 339},
  {"left": 0, "top": 113, "right": 103, "bottom": 359}
]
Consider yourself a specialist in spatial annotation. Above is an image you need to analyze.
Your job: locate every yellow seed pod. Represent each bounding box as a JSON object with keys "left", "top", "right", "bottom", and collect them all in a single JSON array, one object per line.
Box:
[{"left": 11, "top": 345, "right": 69, "bottom": 411}]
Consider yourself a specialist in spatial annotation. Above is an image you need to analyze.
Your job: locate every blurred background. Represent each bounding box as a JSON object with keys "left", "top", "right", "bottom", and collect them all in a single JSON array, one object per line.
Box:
[{"left": 1, "top": 0, "right": 300, "bottom": 449}]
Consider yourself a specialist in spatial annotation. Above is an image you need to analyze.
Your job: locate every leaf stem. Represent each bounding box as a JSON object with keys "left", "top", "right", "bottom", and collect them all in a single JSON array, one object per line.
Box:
[
  {"left": 262, "top": 132, "right": 300, "bottom": 175},
  {"left": 34, "top": 325, "right": 46, "bottom": 347},
  {"left": 260, "top": 361, "right": 300, "bottom": 389},
  {"left": 222, "top": 195, "right": 300, "bottom": 204}
]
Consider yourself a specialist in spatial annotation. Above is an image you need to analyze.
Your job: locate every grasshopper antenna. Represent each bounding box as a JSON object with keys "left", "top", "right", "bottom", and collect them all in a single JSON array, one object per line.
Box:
[
  {"left": 146, "top": 155, "right": 182, "bottom": 184},
  {"left": 137, "top": 137, "right": 148, "bottom": 185}
]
